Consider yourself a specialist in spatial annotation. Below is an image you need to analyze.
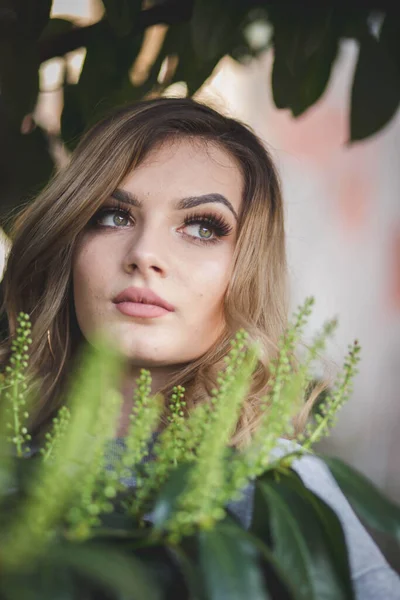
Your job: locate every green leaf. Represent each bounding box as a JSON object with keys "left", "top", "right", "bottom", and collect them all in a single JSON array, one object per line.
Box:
[
  {"left": 270, "top": 7, "right": 341, "bottom": 116},
  {"left": 380, "top": 13, "right": 400, "bottom": 74},
  {"left": 2, "top": 339, "right": 125, "bottom": 569},
  {"left": 253, "top": 474, "right": 354, "bottom": 599},
  {"left": 160, "top": 23, "right": 206, "bottom": 96},
  {"left": 160, "top": 1, "right": 253, "bottom": 97},
  {"left": 63, "top": 22, "right": 145, "bottom": 131},
  {"left": 39, "top": 17, "right": 76, "bottom": 41},
  {"left": 350, "top": 31, "right": 400, "bottom": 141},
  {"left": 133, "top": 544, "right": 190, "bottom": 600},
  {"left": 168, "top": 543, "right": 208, "bottom": 600},
  {"left": 1, "top": 563, "right": 77, "bottom": 600},
  {"left": 151, "top": 463, "right": 193, "bottom": 529},
  {"left": 265, "top": 469, "right": 352, "bottom": 589},
  {"left": 198, "top": 523, "right": 270, "bottom": 600},
  {"left": 0, "top": 463, "right": 14, "bottom": 498},
  {"left": 0, "top": 35, "right": 39, "bottom": 127},
  {"left": 51, "top": 541, "right": 162, "bottom": 600},
  {"left": 102, "top": 0, "right": 142, "bottom": 37},
  {"left": 322, "top": 456, "right": 400, "bottom": 540},
  {"left": 0, "top": 119, "right": 54, "bottom": 227},
  {"left": 61, "top": 83, "right": 87, "bottom": 151},
  {"left": 162, "top": 19, "right": 230, "bottom": 96},
  {"left": 190, "top": 0, "right": 250, "bottom": 63},
  {"left": 1, "top": 0, "right": 52, "bottom": 39},
  {"left": 294, "top": 476, "right": 353, "bottom": 592}
]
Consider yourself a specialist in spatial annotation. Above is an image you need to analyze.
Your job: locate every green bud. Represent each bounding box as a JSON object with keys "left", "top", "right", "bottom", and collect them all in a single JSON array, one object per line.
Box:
[
  {"left": 87, "top": 504, "right": 100, "bottom": 516},
  {"left": 105, "top": 486, "right": 116, "bottom": 498}
]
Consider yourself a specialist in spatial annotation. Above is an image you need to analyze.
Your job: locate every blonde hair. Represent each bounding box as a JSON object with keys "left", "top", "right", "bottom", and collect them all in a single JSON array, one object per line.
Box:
[{"left": 0, "top": 97, "right": 326, "bottom": 449}]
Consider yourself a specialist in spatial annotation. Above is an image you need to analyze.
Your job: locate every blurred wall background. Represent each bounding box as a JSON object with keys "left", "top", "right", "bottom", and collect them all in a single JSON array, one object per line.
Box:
[
  {"left": 201, "top": 41, "right": 400, "bottom": 506},
  {"left": 2, "top": 0, "right": 400, "bottom": 555}
]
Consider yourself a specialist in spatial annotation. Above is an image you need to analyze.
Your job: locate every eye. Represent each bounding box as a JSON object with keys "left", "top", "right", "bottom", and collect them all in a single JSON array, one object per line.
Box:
[
  {"left": 184, "top": 223, "right": 215, "bottom": 241},
  {"left": 182, "top": 212, "right": 233, "bottom": 245},
  {"left": 93, "top": 208, "right": 133, "bottom": 228}
]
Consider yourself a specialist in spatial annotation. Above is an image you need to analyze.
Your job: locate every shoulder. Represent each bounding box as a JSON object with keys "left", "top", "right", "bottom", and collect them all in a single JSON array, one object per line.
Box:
[
  {"left": 229, "top": 439, "right": 400, "bottom": 598},
  {"left": 288, "top": 448, "right": 400, "bottom": 599}
]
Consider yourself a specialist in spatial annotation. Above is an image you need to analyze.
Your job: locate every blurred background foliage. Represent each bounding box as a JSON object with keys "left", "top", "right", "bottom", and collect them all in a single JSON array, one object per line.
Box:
[{"left": 0, "top": 0, "right": 399, "bottom": 227}]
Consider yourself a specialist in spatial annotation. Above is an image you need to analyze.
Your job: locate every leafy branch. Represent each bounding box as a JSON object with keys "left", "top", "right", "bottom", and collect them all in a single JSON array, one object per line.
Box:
[
  {"left": 0, "top": 297, "right": 369, "bottom": 599},
  {"left": 38, "top": 0, "right": 194, "bottom": 62}
]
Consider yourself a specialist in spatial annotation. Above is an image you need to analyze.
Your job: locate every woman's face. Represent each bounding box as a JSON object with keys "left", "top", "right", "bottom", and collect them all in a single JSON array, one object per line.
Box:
[{"left": 72, "top": 139, "right": 243, "bottom": 367}]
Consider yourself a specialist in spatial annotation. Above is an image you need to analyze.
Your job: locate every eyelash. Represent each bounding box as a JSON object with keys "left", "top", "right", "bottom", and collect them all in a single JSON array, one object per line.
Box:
[{"left": 90, "top": 202, "right": 233, "bottom": 245}]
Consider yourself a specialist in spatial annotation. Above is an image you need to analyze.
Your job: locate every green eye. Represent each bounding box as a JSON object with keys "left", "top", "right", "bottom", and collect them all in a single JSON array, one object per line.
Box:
[
  {"left": 94, "top": 209, "right": 132, "bottom": 228},
  {"left": 113, "top": 213, "right": 129, "bottom": 227},
  {"left": 199, "top": 226, "right": 212, "bottom": 239}
]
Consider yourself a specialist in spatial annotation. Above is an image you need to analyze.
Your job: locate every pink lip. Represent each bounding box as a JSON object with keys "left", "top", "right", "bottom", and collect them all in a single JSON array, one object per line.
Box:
[
  {"left": 113, "top": 286, "right": 175, "bottom": 319},
  {"left": 115, "top": 302, "right": 170, "bottom": 318}
]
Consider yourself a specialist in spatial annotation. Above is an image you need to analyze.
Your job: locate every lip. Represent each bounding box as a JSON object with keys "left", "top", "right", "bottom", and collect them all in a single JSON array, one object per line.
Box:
[
  {"left": 113, "top": 286, "right": 175, "bottom": 319},
  {"left": 115, "top": 302, "right": 171, "bottom": 319}
]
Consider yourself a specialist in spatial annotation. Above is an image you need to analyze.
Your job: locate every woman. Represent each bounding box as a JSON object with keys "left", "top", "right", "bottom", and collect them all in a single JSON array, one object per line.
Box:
[{"left": 1, "top": 97, "right": 399, "bottom": 597}]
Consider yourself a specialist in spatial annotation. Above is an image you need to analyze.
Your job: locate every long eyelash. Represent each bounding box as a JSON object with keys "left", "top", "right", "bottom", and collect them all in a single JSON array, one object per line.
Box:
[
  {"left": 183, "top": 211, "right": 233, "bottom": 244},
  {"left": 90, "top": 203, "right": 233, "bottom": 244},
  {"left": 90, "top": 201, "right": 133, "bottom": 226}
]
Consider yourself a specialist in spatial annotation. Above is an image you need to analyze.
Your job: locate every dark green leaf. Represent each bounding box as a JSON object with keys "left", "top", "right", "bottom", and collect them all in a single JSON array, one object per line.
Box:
[
  {"left": 191, "top": 0, "right": 249, "bottom": 63},
  {"left": 22, "top": 0, "right": 52, "bottom": 39},
  {"left": 270, "top": 7, "right": 341, "bottom": 116},
  {"left": 59, "top": 21, "right": 165, "bottom": 150},
  {"left": 253, "top": 475, "right": 354, "bottom": 599},
  {"left": 263, "top": 469, "right": 352, "bottom": 590},
  {"left": 61, "top": 83, "right": 87, "bottom": 151},
  {"left": 323, "top": 456, "right": 400, "bottom": 540},
  {"left": 76, "top": 23, "right": 135, "bottom": 120},
  {"left": 1, "top": 562, "right": 77, "bottom": 600},
  {"left": 0, "top": 463, "right": 14, "bottom": 497},
  {"left": 102, "top": 0, "right": 142, "bottom": 37},
  {"left": 97, "top": 509, "right": 140, "bottom": 533},
  {"left": 198, "top": 523, "right": 270, "bottom": 600},
  {"left": 167, "top": 544, "right": 208, "bottom": 600},
  {"left": 291, "top": 474, "right": 353, "bottom": 592},
  {"left": 161, "top": 22, "right": 220, "bottom": 96},
  {"left": 233, "top": 518, "right": 295, "bottom": 600},
  {"left": 0, "top": 117, "right": 54, "bottom": 227},
  {"left": 380, "top": 13, "right": 400, "bottom": 74},
  {"left": 350, "top": 31, "right": 400, "bottom": 141},
  {"left": 151, "top": 462, "right": 193, "bottom": 529},
  {"left": 133, "top": 544, "right": 190, "bottom": 600},
  {"left": 0, "top": 36, "right": 39, "bottom": 127},
  {"left": 0, "top": 0, "right": 52, "bottom": 39},
  {"left": 67, "top": 23, "right": 144, "bottom": 125},
  {"left": 51, "top": 541, "right": 162, "bottom": 600},
  {"left": 39, "top": 17, "right": 76, "bottom": 41}
]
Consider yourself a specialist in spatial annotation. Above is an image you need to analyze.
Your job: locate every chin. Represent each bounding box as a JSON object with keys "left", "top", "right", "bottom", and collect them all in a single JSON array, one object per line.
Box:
[{"left": 113, "top": 332, "right": 172, "bottom": 364}]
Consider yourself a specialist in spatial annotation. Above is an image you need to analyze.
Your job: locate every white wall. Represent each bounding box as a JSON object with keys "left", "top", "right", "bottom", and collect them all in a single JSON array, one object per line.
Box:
[{"left": 199, "top": 41, "right": 400, "bottom": 505}]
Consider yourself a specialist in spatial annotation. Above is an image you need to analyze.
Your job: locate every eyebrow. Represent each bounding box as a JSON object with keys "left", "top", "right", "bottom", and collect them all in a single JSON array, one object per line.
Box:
[{"left": 111, "top": 188, "right": 238, "bottom": 222}]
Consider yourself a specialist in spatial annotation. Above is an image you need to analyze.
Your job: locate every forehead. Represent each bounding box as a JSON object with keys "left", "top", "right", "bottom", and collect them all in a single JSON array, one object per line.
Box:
[{"left": 119, "top": 138, "right": 244, "bottom": 212}]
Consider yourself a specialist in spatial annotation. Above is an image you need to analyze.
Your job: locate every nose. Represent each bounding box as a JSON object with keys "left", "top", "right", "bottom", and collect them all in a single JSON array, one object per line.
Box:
[{"left": 122, "top": 220, "right": 168, "bottom": 278}]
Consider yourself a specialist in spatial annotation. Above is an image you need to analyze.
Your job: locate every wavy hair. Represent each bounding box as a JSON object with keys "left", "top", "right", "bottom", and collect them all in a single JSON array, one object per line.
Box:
[{"left": 0, "top": 97, "right": 326, "bottom": 448}]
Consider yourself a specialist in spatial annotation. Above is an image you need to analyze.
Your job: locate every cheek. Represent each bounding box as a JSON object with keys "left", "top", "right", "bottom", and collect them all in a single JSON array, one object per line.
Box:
[
  {"left": 189, "top": 252, "right": 233, "bottom": 312},
  {"left": 72, "top": 240, "right": 111, "bottom": 315},
  {"left": 73, "top": 238, "right": 109, "bottom": 289}
]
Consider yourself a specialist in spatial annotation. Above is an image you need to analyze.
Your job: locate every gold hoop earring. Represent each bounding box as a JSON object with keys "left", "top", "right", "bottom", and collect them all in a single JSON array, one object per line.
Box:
[{"left": 47, "top": 329, "right": 55, "bottom": 359}]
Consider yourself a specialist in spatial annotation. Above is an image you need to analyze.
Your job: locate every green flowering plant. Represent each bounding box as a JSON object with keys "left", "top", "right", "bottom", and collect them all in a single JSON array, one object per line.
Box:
[{"left": 0, "top": 298, "right": 399, "bottom": 600}]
